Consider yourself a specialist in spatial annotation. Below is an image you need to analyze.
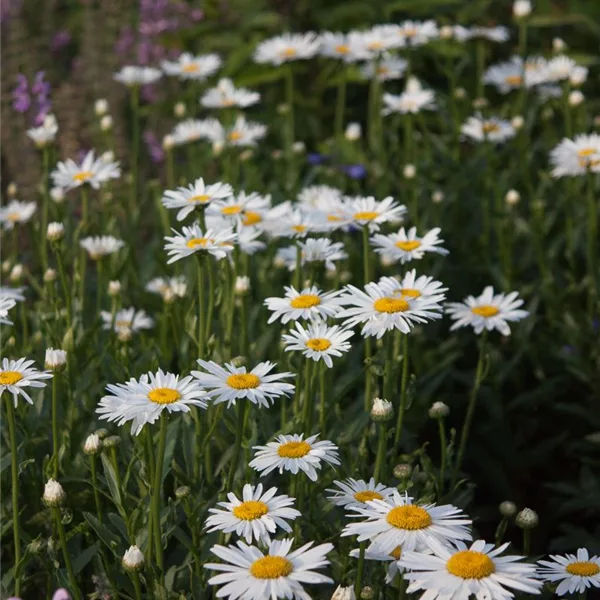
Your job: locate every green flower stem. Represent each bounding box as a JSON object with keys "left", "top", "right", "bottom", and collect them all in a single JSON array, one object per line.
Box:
[
  {"left": 452, "top": 331, "right": 487, "bottom": 488},
  {"left": 196, "top": 257, "right": 205, "bottom": 357},
  {"left": 397, "top": 572, "right": 406, "bottom": 600},
  {"left": 52, "top": 374, "right": 60, "bottom": 477},
  {"left": 144, "top": 429, "right": 155, "bottom": 565},
  {"left": 152, "top": 416, "right": 168, "bottom": 576},
  {"left": 89, "top": 455, "right": 103, "bottom": 521},
  {"left": 437, "top": 418, "right": 447, "bottom": 497},
  {"left": 355, "top": 542, "right": 366, "bottom": 597},
  {"left": 166, "top": 147, "right": 175, "bottom": 190},
  {"left": 319, "top": 362, "right": 327, "bottom": 434},
  {"left": 5, "top": 396, "right": 22, "bottom": 597},
  {"left": 363, "top": 225, "right": 374, "bottom": 412},
  {"left": 475, "top": 40, "right": 485, "bottom": 98},
  {"left": 586, "top": 172, "right": 598, "bottom": 316},
  {"left": 55, "top": 247, "right": 72, "bottom": 331},
  {"left": 523, "top": 528, "right": 531, "bottom": 556},
  {"left": 302, "top": 359, "right": 314, "bottom": 434},
  {"left": 130, "top": 85, "right": 140, "bottom": 217},
  {"left": 41, "top": 146, "right": 50, "bottom": 270},
  {"left": 294, "top": 242, "right": 302, "bottom": 291},
  {"left": 367, "top": 68, "right": 381, "bottom": 155},
  {"left": 131, "top": 570, "right": 143, "bottom": 600},
  {"left": 227, "top": 400, "right": 248, "bottom": 491},
  {"left": 393, "top": 334, "right": 410, "bottom": 448},
  {"left": 96, "top": 259, "right": 103, "bottom": 318},
  {"left": 79, "top": 187, "right": 89, "bottom": 317},
  {"left": 205, "top": 259, "right": 215, "bottom": 351},
  {"left": 335, "top": 68, "right": 347, "bottom": 144},
  {"left": 53, "top": 507, "right": 81, "bottom": 600},
  {"left": 110, "top": 446, "right": 124, "bottom": 500},
  {"left": 285, "top": 65, "right": 295, "bottom": 190},
  {"left": 373, "top": 422, "right": 387, "bottom": 482}
]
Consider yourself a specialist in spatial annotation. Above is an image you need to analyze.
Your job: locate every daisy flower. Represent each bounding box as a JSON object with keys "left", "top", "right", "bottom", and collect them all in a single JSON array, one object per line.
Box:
[
  {"left": 550, "top": 133, "right": 600, "bottom": 177},
  {"left": 0, "top": 286, "right": 26, "bottom": 302},
  {"left": 161, "top": 52, "right": 221, "bottom": 81},
  {"left": 399, "top": 539, "right": 542, "bottom": 600},
  {"left": 145, "top": 276, "right": 187, "bottom": 301},
  {"left": 264, "top": 207, "right": 325, "bottom": 239},
  {"left": 265, "top": 285, "right": 346, "bottom": 324},
  {"left": 80, "top": 236, "right": 125, "bottom": 260},
  {"left": 282, "top": 321, "right": 353, "bottom": 368},
  {"left": 377, "top": 271, "right": 448, "bottom": 304},
  {"left": 483, "top": 56, "right": 549, "bottom": 93},
  {"left": 204, "top": 537, "right": 333, "bottom": 599},
  {"left": 250, "top": 433, "right": 340, "bottom": 481},
  {"left": 336, "top": 280, "right": 444, "bottom": 339},
  {"left": 356, "top": 26, "right": 405, "bottom": 56},
  {"left": 51, "top": 150, "right": 121, "bottom": 191},
  {"left": 360, "top": 56, "right": 408, "bottom": 82},
  {"left": 235, "top": 225, "right": 267, "bottom": 255},
  {"left": 342, "top": 491, "right": 472, "bottom": 554},
  {"left": 320, "top": 32, "right": 370, "bottom": 62},
  {"left": 468, "top": 26, "right": 510, "bottom": 43},
  {"left": 538, "top": 548, "right": 600, "bottom": 596},
  {"left": 0, "top": 357, "right": 52, "bottom": 406},
  {"left": 382, "top": 77, "right": 435, "bottom": 115},
  {"left": 101, "top": 307, "right": 154, "bottom": 335},
  {"left": 297, "top": 184, "right": 343, "bottom": 209},
  {"left": 344, "top": 195, "right": 406, "bottom": 231},
  {"left": 371, "top": 227, "right": 448, "bottom": 263},
  {"left": 192, "top": 360, "right": 294, "bottom": 408},
  {"left": 206, "top": 191, "right": 271, "bottom": 223},
  {"left": 326, "top": 478, "right": 396, "bottom": 510},
  {"left": 461, "top": 115, "right": 516, "bottom": 143},
  {"left": 26, "top": 114, "right": 58, "bottom": 148},
  {"left": 446, "top": 286, "right": 529, "bottom": 336},
  {"left": 171, "top": 118, "right": 221, "bottom": 146},
  {"left": 276, "top": 238, "right": 348, "bottom": 271},
  {"left": 162, "top": 178, "right": 233, "bottom": 221},
  {"left": 164, "top": 224, "right": 236, "bottom": 263},
  {"left": 0, "top": 200, "right": 37, "bottom": 230},
  {"left": 398, "top": 20, "right": 439, "bottom": 46},
  {"left": 205, "top": 483, "right": 301, "bottom": 544},
  {"left": 0, "top": 295, "right": 17, "bottom": 325},
  {"left": 223, "top": 116, "right": 267, "bottom": 147},
  {"left": 254, "top": 33, "right": 320, "bottom": 65},
  {"left": 547, "top": 55, "right": 578, "bottom": 82},
  {"left": 200, "top": 78, "right": 260, "bottom": 109},
  {"left": 349, "top": 545, "right": 406, "bottom": 583},
  {"left": 96, "top": 369, "right": 207, "bottom": 435},
  {"left": 113, "top": 65, "right": 162, "bottom": 86}
]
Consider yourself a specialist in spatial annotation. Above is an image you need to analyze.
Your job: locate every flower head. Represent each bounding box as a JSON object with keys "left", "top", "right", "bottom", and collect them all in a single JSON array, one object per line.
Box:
[
  {"left": 100, "top": 307, "right": 154, "bottom": 336},
  {"left": 550, "top": 133, "right": 600, "bottom": 177},
  {"left": 538, "top": 548, "right": 600, "bottom": 596},
  {"left": 162, "top": 52, "right": 221, "bottom": 81},
  {"left": 461, "top": 115, "right": 516, "bottom": 143},
  {"left": 265, "top": 286, "right": 346, "bottom": 324},
  {"left": 80, "top": 236, "right": 125, "bottom": 260},
  {"left": 164, "top": 224, "right": 236, "bottom": 263},
  {"left": 122, "top": 545, "right": 145, "bottom": 571},
  {"left": 114, "top": 66, "right": 162, "bottom": 86},
  {"left": 51, "top": 150, "right": 120, "bottom": 191},
  {"left": 201, "top": 78, "right": 260, "bottom": 109},
  {"left": 0, "top": 357, "right": 52, "bottom": 406},
  {"left": 254, "top": 33, "right": 320, "bottom": 65},
  {"left": 0, "top": 200, "right": 37, "bottom": 230},
  {"left": 327, "top": 478, "right": 396, "bottom": 511},
  {"left": 162, "top": 178, "right": 233, "bottom": 221},
  {"left": 371, "top": 227, "right": 448, "bottom": 264}
]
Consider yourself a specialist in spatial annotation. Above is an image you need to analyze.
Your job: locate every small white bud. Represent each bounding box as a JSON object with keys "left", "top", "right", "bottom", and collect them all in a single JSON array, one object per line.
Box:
[
  {"left": 454, "top": 87, "right": 466, "bottom": 99},
  {"left": 331, "top": 585, "right": 356, "bottom": 600},
  {"left": 6, "top": 336, "right": 16, "bottom": 347},
  {"left": 7, "top": 182, "right": 18, "bottom": 197},
  {"left": 43, "top": 114, "right": 57, "bottom": 129},
  {"left": 403, "top": 164, "right": 416, "bottom": 179},
  {"left": 212, "top": 140, "right": 225, "bottom": 156},
  {"left": 273, "top": 255, "right": 286, "bottom": 269},
  {"left": 393, "top": 463, "right": 413, "bottom": 479},
  {"left": 122, "top": 545, "right": 145, "bottom": 571},
  {"left": 175, "top": 485, "right": 191, "bottom": 499},
  {"left": 108, "top": 280, "right": 121, "bottom": 296},
  {"left": 499, "top": 501, "right": 518, "bottom": 517},
  {"left": 371, "top": 397, "right": 394, "bottom": 421},
  {"left": 162, "top": 134, "right": 175, "bottom": 150},
  {"left": 568, "top": 90, "right": 584, "bottom": 107},
  {"left": 234, "top": 275, "right": 250, "bottom": 295},
  {"left": 174, "top": 101, "right": 186, "bottom": 118},
  {"left": 239, "top": 149, "right": 254, "bottom": 162},
  {"left": 117, "top": 327, "right": 132, "bottom": 342},
  {"left": 45, "top": 348, "right": 67, "bottom": 369},
  {"left": 513, "top": 0, "right": 532, "bottom": 18},
  {"left": 2, "top": 260, "right": 11, "bottom": 273},
  {"left": 100, "top": 115, "right": 113, "bottom": 131},
  {"left": 439, "top": 25, "right": 453, "bottom": 39},
  {"left": 428, "top": 401, "right": 450, "bottom": 418},
  {"left": 511, "top": 115, "right": 524, "bottom": 130},
  {"left": 552, "top": 37, "right": 566, "bottom": 52},
  {"left": 472, "top": 97, "right": 488, "bottom": 109},
  {"left": 94, "top": 99, "right": 109, "bottom": 116},
  {"left": 515, "top": 507, "right": 539, "bottom": 529},
  {"left": 345, "top": 122, "right": 361, "bottom": 141},
  {"left": 340, "top": 271, "right": 352, "bottom": 283},
  {"left": 360, "top": 587, "right": 375, "bottom": 600},
  {"left": 44, "top": 268, "right": 57, "bottom": 283},
  {"left": 10, "top": 264, "right": 23, "bottom": 282},
  {"left": 50, "top": 187, "right": 65, "bottom": 204},
  {"left": 432, "top": 190, "right": 444, "bottom": 204},
  {"left": 277, "top": 103, "right": 289, "bottom": 115},
  {"left": 162, "top": 288, "right": 176, "bottom": 304},
  {"left": 83, "top": 433, "right": 101, "bottom": 455},
  {"left": 292, "top": 141, "right": 305, "bottom": 153},
  {"left": 505, "top": 189, "right": 520, "bottom": 206},
  {"left": 47, "top": 222, "right": 65, "bottom": 242},
  {"left": 594, "top": 115, "right": 600, "bottom": 128},
  {"left": 103, "top": 435, "right": 121, "bottom": 448},
  {"left": 43, "top": 479, "right": 66, "bottom": 507},
  {"left": 101, "top": 150, "right": 115, "bottom": 163},
  {"left": 380, "top": 255, "right": 395, "bottom": 268},
  {"left": 570, "top": 66, "right": 588, "bottom": 87}
]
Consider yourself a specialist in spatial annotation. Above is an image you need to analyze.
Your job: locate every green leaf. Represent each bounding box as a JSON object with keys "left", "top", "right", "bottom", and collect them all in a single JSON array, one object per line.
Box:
[
  {"left": 83, "top": 512, "right": 120, "bottom": 556},
  {"left": 162, "top": 419, "right": 180, "bottom": 484},
  {"left": 72, "top": 543, "right": 97, "bottom": 575},
  {"left": 100, "top": 454, "right": 123, "bottom": 513}
]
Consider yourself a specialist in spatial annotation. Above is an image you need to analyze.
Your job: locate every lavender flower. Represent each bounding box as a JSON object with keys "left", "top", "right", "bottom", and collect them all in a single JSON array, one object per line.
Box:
[{"left": 12, "top": 75, "right": 30, "bottom": 113}]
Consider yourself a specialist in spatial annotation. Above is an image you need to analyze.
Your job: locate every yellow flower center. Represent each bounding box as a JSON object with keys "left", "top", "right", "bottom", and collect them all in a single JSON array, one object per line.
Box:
[
  {"left": 577, "top": 148, "right": 595, "bottom": 157},
  {"left": 390, "top": 546, "right": 402, "bottom": 560},
  {"left": 228, "top": 131, "right": 243, "bottom": 141},
  {"left": 335, "top": 44, "right": 350, "bottom": 54},
  {"left": 505, "top": 75, "right": 523, "bottom": 85},
  {"left": 0, "top": 371, "right": 23, "bottom": 385},
  {"left": 226, "top": 373, "right": 260, "bottom": 389},
  {"left": 446, "top": 550, "right": 496, "bottom": 579},
  {"left": 182, "top": 63, "right": 200, "bottom": 73},
  {"left": 566, "top": 562, "right": 600, "bottom": 577},
  {"left": 189, "top": 194, "right": 211, "bottom": 203},
  {"left": 354, "top": 211, "right": 379, "bottom": 221},
  {"left": 281, "top": 47, "right": 297, "bottom": 58},
  {"left": 222, "top": 205, "right": 242, "bottom": 215},
  {"left": 115, "top": 319, "right": 132, "bottom": 329},
  {"left": 186, "top": 237, "right": 211, "bottom": 249},
  {"left": 395, "top": 240, "right": 421, "bottom": 251},
  {"left": 250, "top": 555, "right": 293, "bottom": 579},
  {"left": 374, "top": 297, "right": 410, "bottom": 314},
  {"left": 482, "top": 122, "right": 500, "bottom": 134},
  {"left": 305, "top": 338, "right": 332, "bottom": 352},
  {"left": 290, "top": 294, "right": 321, "bottom": 309},
  {"left": 232, "top": 500, "right": 269, "bottom": 521},
  {"left": 327, "top": 214, "right": 342, "bottom": 222},
  {"left": 147, "top": 387, "right": 182, "bottom": 404},
  {"left": 7, "top": 212, "right": 21, "bottom": 222},
  {"left": 368, "top": 41, "right": 383, "bottom": 50},
  {"left": 277, "top": 440, "right": 311, "bottom": 458},
  {"left": 353, "top": 490, "right": 384, "bottom": 503},
  {"left": 396, "top": 288, "right": 421, "bottom": 298},
  {"left": 376, "top": 67, "right": 389, "bottom": 75},
  {"left": 220, "top": 98, "right": 235, "bottom": 107},
  {"left": 242, "top": 211, "right": 262, "bottom": 226},
  {"left": 73, "top": 170, "right": 93, "bottom": 183},
  {"left": 405, "top": 28, "right": 417, "bottom": 37},
  {"left": 471, "top": 305, "right": 499, "bottom": 318},
  {"left": 292, "top": 225, "right": 307, "bottom": 233},
  {"left": 386, "top": 505, "right": 432, "bottom": 530}
]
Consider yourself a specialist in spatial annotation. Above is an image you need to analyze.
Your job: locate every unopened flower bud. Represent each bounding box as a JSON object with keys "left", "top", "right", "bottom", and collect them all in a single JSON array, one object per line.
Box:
[
  {"left": 371, "top": 397, "right": 393, "bottom": 421},
  {"left": 239, "top": 149, "right": 254, "bottom": 162},
  {"left": 83, "top": 433, "right": 101, "bottom": 455},
  {"left": 47, "top": 222, "right": 64, "bottom": 242},
  {"left": 393, "top": 463, "right": 413, "bottom": 479},
  {"left": 95, "top": 99, "right": 109, "bottom": 116},
  {"left": 100, "top": 115, "right": 113, "bottom": 131},
  {"left": 345, "top": 122, "right": 361, "bottom": 141},
  {"left": 2, "top": 260, "right": 11, "bottom": 273},
  {"left": 235, "top": 275, "right": 250, "bottom": 295},
  {"left": 45, "top": 348, "right": 67, "bottom": 369},
  {"left": 277, "top": 103, "right": 289, "bottom": 115},
  {"left": 50, "top": 187, "right": 65, "bottom": 204},
  {"left": 360, "top": 586, "right": 375, "bottom": 600},
  {"left": 95, "top": 428, "right": 109, "bottom": 439},
  {"left": 570, "top": 66, "right": 587, "bottom": 87},
  {"left": 380, "top": 255, "right": 395, "bottom": 268},
  {"left": 122, "top": 545, "right": 144, "bottom": 571},
  {"left": 6, "top": 336, "right": 16, "bottom": 347},
  {"left": 162, "top": 134, "right": 175, "bottom": 150},
  {"left": 7, "top": 182, "right": 18, "bottom": 197},
  {"left": 10, "top": 264, "right": 23, "bottom": 282},
  {"left": 513, "top": 0, "right": 532, "bottom": 18},
  {"left": 44, "top": 268, "right": 57, "bottom": 283},
  {"left": 175, "top": 485, "right": 191, "bottom": 500},
  {"left": 212, "top": 140, "right": 225, "bottom": 156},
  {"left": 473, "top": 97, "right": 488, "bottom": 109},
  {"left": 552, "top": 37, "right": 566, "bottom": 52},
  {"left": 174, "top": 102, "right": 186, "bottom": 118},
  {"left": 403, "top": 164, "right": 416, "bottom": 179},
  {"left": 101, "top": 150, "right": 114, "bottom": 164},
  {"left": 108, "top": 280, "right": 121, "bottom": 296},
  {"left": 43, "top": 479, "right": 66, "bottom": 507},
  {"left": 292, "top": 141, "right": 305, "bottom": 153},
  {"left": 515, "top": 507, "right": 539, "bottom": 529},
  {"left": 162, "top": 288, "right": 176, "bottom": 304},
  {"left": 505, "top": 189, "right": 520, "bottom": 206},
  {"left": 454, "top": 87, "right": 466, "bottom": 99},
  {"left": 439, "top": 25, "right": 453, "bottom": 39},
  {"left": 499, "top": 500, "right": 518, "bottom": 517},
  {"left": 230, "top": 356, "right": 246, "bottom": 368},
  {"left": 568, "top": 90, "right": 584, "bottom": 107},
  {"left": 428, "top": 401, "right": 449, "bottom": 419},
  {"left": 511, "top": 115, "right": 524, "bottom": 130},
  {"left": 332, "top": 585, "right": 356, "bottom": 600},
  {"left": 103, "top": 435, "right": 121, "bottom": 448},
  {"left": 273, "top": 255, "right": 286, "bottom": 269},
  {"left": 28, "top": 538, "right": 44, "bottom": 554},
  {"left": 432, "top": 190, "right": 444, "bottom": 204}
]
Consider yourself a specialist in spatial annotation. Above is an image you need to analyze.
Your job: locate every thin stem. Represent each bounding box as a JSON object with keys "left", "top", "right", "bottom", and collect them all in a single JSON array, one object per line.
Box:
[
  {"left": 586, "top": 172, "right": 598, "bottom": 317},
  {"left": 79, "top": 187, "right": 89, "bottom": 317},
  {"left": 374, "top": 422, "right": 387, "bottom": 481},
  {"left": 52, "top": 374, "right": 59, "bottom": 477},
  {"left": 54, "top": 507, "right": 82, "bottom": 600},
  {"left": 335, "top": 69, "right": 347, "bottom": 144},
  {"left": 90, "top": 456, "right": 103, "bottom": 521},
  {"left": 227, "top": 400, "right": 248, "bottom": 491},
  {"left": 355, "top": 542, "right": 366, "bottom": 597},
  {"left": 130, "top": 85, "right": 140, "bottom": 217},
  {"left": 96, "top": 259, "right": 104, "bottom": 318},
  {"left": 302, "top": 359, "right": 313, "bottom": 434},
  {"left": 41, "top": 146, "right": 50, "bottom": 270},
  {"left": 294, "top": 242, "right": 302, "bottom": 290},
  {"left": 319, "top": 362, "right": 326, "bottom": 434},
  {"left": 523, "top": 528, "right": 531, "bottom": 556},
  {"left": 363, "top": 225, "right": 374, "bottom": 412},
  {"left": 131, "top": 571, "right": 143, "bottom": 600},
  {"left": 197, "top": 257, "right": 205, "bottom": 357},
  {"left": 205, "top": 259, "right": 215, "bottom": 351},
  {"left": 393, "top": 334, "right": 410, "bottom": 448},
  {"left": 437, "top": 418, "right": 447, "bottom": 498},
  {"left": 285, "top": 65, "right": 295, "bottom": 191},
  {"left": 152, "top": 416, "right": 168, "bottom": 576}
]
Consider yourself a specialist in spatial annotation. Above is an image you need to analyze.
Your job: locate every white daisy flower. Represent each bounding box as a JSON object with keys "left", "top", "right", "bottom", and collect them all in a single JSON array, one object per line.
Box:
[
  {"left": 171, "top": 118, "right": 221, "bottom": 146},
  {"left": 145, "top": 276, "right": 187, "bottom": 301},
  {"left": 399, "top": 539, "right": 542, "bottom": 600},
  {"left": 446, "top": 286, "right": 529, "bottom": 336},
  {"left": 192, "top": 360, "right": 294, "bottom": 408},
  {"left": 371, "top": 227, "right": 448, "bottom": 263},
  {"left": 80, "top": 236, "right": 125, "bottom": 260},
  {"left": 100, "top": 307, "right": 154, "bottom": 335},
  {"left": 164, "top": 224, "right": 236, "bottom": 263},
  {"left": 344, "top": 196, "right": 406, "bottom": 232},
  {"left": 538, "top": 548, "right": 600, "bottom": 596},
  {"left": 342, "top": 491, "right": 472, "bottom": 555},
  {"left": 113, "top": 65, "right": 162, "bottom": 86},
  {"left": 162, "top": 178, "right": 233, "bottom": 221},
  {"left": 264, "top": 207, "right": 325, "bottom": 239},
  {"left": 282, "top": 321, "right": 353, "bottom": 368},
  {"left": 398, "top": 20, "right": 439, "bottom": 46},
  {"left": 297, "top": 185, "right": 343, "bottom": 209},
  {"left": 0, "top": 286, "right": 26, "bottom": 302},
  {"left": 205, "top": 483, "right": 301, "bottom": 544},
  {"left": 223, "top": 116, "right": 267, "bottom": 147},
  {"left": 161, "top": 52, "right": 221, "bottom": 81},
  {"left": 206, "top": 191, "right": 271, "bottom": 223},
  {"left": 382, "top": 77, "right": 435, "bottom": 115},
  {"left": 326, "top": 478, "right": 396, "bottom": 510},
  {"left": 0, "top": 357, "right": 52, "bottom": 406},
  {"left": 377, "top": 271, "right": 448, "bottom": 304},
  {"left": 26, "top": 114, "right": 58, "bottom": 148},
  {"left": 356, "top": 26, "right": 405, "bottom": 56},
  {"left": 250, "top": 433, "right": 340, "bottom": 481},
  {"left": 51, "top": 150, "right": 121, "bottom": 191},
  {"left": 461, "top": 114, "right": 516, "bottom": 143},
  {"left": 265, "top": 285, "right": 346, "bottom": 324},
  {"left": 235, "top": 225, "right": 267, "bottom": 255},
  {"left": 483, "top": 56, "right": 549, "bottom": 93},
  {"left": 349, "top": 545, "right": 406, "bottom": 583},
  {"left": 550, "top": 133, "right": 600, "bottom": 177},
  {"left": 468, "top": 26, "right": 510, "bottom": 42},
  {"left": 276, "top": 238, "right": 348, "bottom": 272},
  {"left": 319, "top": 32, "right": 370, "bottom": 62},
  {"left": 337, "top": 280, "right": 444, "bottom": 338},
  {"left": 204, "top": 537, "right": 334, "bottom": 599},
  {"left": 200, "top": 78, "right": 260, "bottom": 109},
  {"left": 547, "top": 55, "right": 578, "bottom": 81},
  {"left": 0, "top": 295, "right": 17, "bottom": 325},
  {"left": 254, "top": 32, "right": 320, "bottom": 65},
  {"left": 96, "top": 369, "right": 208, "bottom": 435},
  {"left": 360, "top": 56, "right": 408, "bottom": 82},
  {"left": 0, "top": 200, "right": 37, "bottom": 230}
]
